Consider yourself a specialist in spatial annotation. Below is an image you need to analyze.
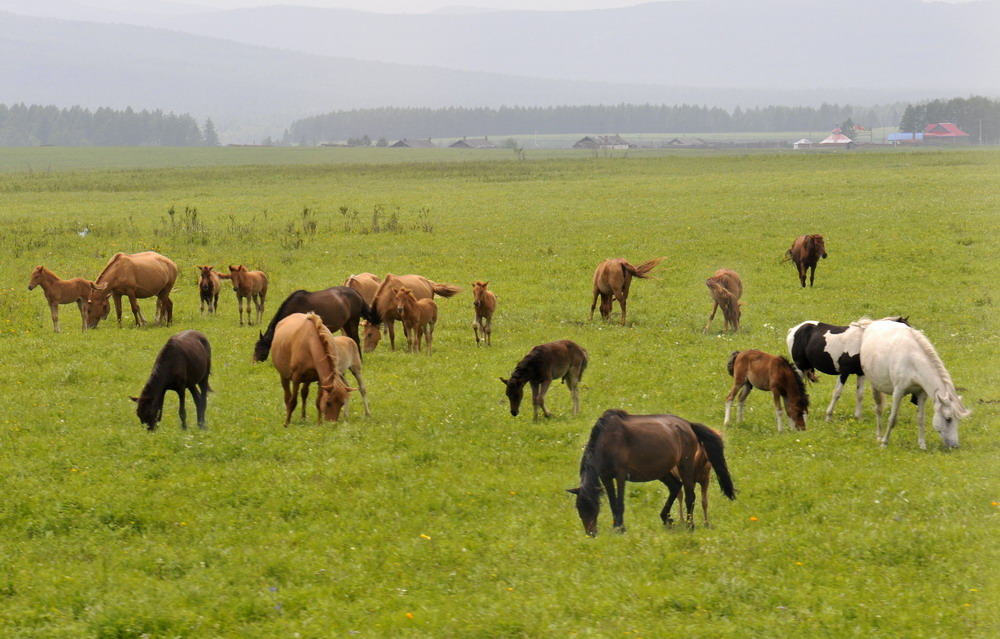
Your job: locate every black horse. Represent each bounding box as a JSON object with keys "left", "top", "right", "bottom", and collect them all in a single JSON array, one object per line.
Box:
[
  {"left": 253, "top": 286, "right": 378, "bottom": 362},
  {"left": 131, "top": 330, "right": 211, "bottom": 431},
  {"left": 500, "top": 339, "right": 587, "bottom": 421}
]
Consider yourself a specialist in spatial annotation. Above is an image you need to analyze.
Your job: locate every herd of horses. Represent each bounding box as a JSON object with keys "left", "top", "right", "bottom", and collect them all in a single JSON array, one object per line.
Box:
[{"left": 27, "top": 231, "right": 972, "bottom": 535}]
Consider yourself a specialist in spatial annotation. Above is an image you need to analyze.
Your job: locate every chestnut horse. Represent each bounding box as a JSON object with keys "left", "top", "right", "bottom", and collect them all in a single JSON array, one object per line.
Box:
[
  {"left": 253, "top": 286, "right": 377, "bottom": 363},
  {"left": 130, "top": 330, "right": 211, "bottom": 431},
  {"left": 366, "top": 273, "right": 461, "bottom": 352},
  {"left": 395, "top": 286, "right": 438, "bottom": 354},
  {"left": 85, "top": 251, "right": 177, "bottom": 328},
  {"left": 589, "top": 257, "right": 665, "bottom": 325},
  {"left": 228, "top": 265, "right": 268, "bottom": 326},
  {"left": 785, "top": 234, "right": 827, "bottom": 287},
  {"left": 568, "top": 409, "right": 735, "bottom": 536},
  {"left": 471, "top": 280, "right": 496, "bottom": 346},
  {"left": 703, "top": 268, "right": 743, "bottom": 333},
  {"left": 343, "top": 272, "right": 382, "bottom": 305},
  {"left": 329, "top": 335, "right": 371, "bottom": 418},
  {"left": 28, "top": 265, "right": 103, "bottom": 332},
  {"left": 500, "top": 339, "right": 587, "bottom": 420},
  {"left": 271, "top": 313, "right": 354, "bottom": 425},
  {"left": 724, "top": 349, "right": 809, "bottom": 432},
  {"left": 195, "top": 265, "right": 223, "bottom": 315}
]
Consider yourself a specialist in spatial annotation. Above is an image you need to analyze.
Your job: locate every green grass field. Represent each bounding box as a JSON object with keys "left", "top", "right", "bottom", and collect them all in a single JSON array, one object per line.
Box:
[{"left": 0, "top": 147, "right": 998, "bottom": 637}]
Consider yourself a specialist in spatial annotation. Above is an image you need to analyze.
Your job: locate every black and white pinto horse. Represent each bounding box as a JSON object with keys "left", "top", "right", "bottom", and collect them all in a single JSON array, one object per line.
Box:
[{"left": 786, "top": 320, "right": 869, "bottom": 421}]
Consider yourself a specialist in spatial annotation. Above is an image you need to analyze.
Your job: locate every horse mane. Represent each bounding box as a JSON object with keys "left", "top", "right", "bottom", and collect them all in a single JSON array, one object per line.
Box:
[
  {"left": 779, "top": 355, "right": 810, "bottom": 413},
  {"left": 579, "top": 410, "right": 627, "bottom": 494},
  {"left": 306, "top": 312, "right": 342, "bottom": 388},
  {"left": 370, "top": 273, "right": 398, "bottom": 319},
  {"left": 511, "top": 346, "right": 549, "bottom": 383},
  {"left": 95, "top": 253, "right": 125, "bottom": 282},
  {"left": 259, "top": 290, "right": 308, "bottom": 341},
  {"left": 906, "top": 326, "right": 970, "bottom": 416}
]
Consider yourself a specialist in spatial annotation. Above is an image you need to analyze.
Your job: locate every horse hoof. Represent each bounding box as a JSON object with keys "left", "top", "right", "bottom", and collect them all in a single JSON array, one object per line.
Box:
[{"left": 613, "top": 526, "right": 626, "bottom": 534}]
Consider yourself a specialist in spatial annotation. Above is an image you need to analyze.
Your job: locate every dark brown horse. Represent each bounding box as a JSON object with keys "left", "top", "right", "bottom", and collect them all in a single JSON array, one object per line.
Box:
[
  {"left": 471, "top": 280, "right": 497, "bottom": 346},
  {"left": 786, "top": 234, "right": 827, "bottom": 287},
  {"left": 195, "top": 265, "right": 223, "bottom": 315},
  {"left": 589, "top": 257, "right": 665, "bottom": 325},
  {"left": 366, "top": 273, "right": 461, "bottom": 352},
  {"left": 724, "top": 349, "right": 809, "bottom": 432},
  {"left": 130, "top": 330, "right": 211, "bottom": 431},
  {"left": 228, "top": 264, "right": 268, "bottom": 326},
  {"left": 500, "top": 339, "right": 587, "bottom": 420},
  {"left": 703, "top": 268, "right": 743, "bottom": 333},
  {"left": 85, "top": 251, "right": 177, "bottom": 328},
  {"left": 253, "top": 286, "right": 378, "bottom": 362},
  {"left": 568, "top": 409, "right": 735, "bottom": 536},
  {"left": 28, "top": 265, "right": 103, "bottom": 332}
]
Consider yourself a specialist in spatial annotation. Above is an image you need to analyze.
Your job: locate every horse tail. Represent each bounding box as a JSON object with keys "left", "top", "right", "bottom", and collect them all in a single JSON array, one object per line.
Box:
[
  {"left": 431, "top": 283, "right": 462, "bottom": 298},
  {"left": 726, "top": 351, "right": 740, "bottom": 377},
  {"left": 706, "top": 277, "right": 736, "bottom": 300},
  {"left": 579, "top": 347, "right": 589, "bottom": 380},
  {"left": 690, "top": 422, "right": 735, "bottom": 500},
  {"left": 623, "top": 257, "right": 665, "bottom": 279}
]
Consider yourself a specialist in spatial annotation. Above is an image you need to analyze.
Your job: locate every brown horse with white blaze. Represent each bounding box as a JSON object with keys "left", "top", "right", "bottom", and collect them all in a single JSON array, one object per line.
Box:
[
  {"left": 786, "top": 234, "right": 827, "bottom": 287},
  {"left": 229, "top": 265, "right": 268, "bottom": 326},
  {"left": 703, "top": 268, "right": 743, "bottom": 333},
  {"left": 395, "top": 286, "right": 438, "bottom": 354},
  {"left": 589, "top": 257, "right": 665, "bottom": 325},
  {"left": 724, "top": 349, "right": 809, "bottom": 432},
  {"left": 366, "top": 273, "right": 460, "bottom": 352},
  {"left": 28, "top": 265, "right": 103, "bottom": 332},
  {"left": 85, "top": 251, "right": 177, "bottom": 329},
  {"left": 471, "top": 280, "right": 496, "bottom": 346},
  {"left": 270, "top": 313, "right": 354, "bottom": 425}
]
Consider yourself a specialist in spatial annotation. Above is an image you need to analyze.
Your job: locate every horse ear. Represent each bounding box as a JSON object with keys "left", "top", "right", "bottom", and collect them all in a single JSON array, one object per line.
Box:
[
  {"left": 566, "top": 487, "right": 580, "bottom": 495},
  {"left": 499, "top": 377, "right": 509, "bottom": 385},
  {"left": 129, "top": 396, "right": 139, "bottom": 403},
  {"left": 259, "top": 330, "right": 264, "bottom": 339}
]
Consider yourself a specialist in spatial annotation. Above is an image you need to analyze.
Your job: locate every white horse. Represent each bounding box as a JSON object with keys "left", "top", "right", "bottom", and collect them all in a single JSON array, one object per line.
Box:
[{"left": 858, "top": 318, "right": 970, "bottom": 449}]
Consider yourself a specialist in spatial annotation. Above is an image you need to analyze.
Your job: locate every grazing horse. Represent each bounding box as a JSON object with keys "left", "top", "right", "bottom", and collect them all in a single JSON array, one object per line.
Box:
[
  {"left": 28, "top": 265, "right": 103, "bottom": 332},
  {"left": 366, "top": 273, "right": 461, "bottom": 352},
  {"left": 85, "top": 251, "right": 177, "bottom": 328},
  {"left": 500, "top": 339, "right": 587, "bottom": 420},
  {"left": 724, "top": 349, "right": 809, "bottom": 432},
  {"left": 786, "top": 234, "right": 827, "bottom": 287},
  {"left": 253, "top": 286, "right": 377, "bottom": 363},
  {"left": 471, "top": 280, "right": 497, "bottom": 346},
  {"left": 703, "top": 268, "right": 743, "bottom": 333},
  {"left": 195, "top": 265, "right": 223, "bottom": 314},
  {"left": 589, "top": 256, "right": 665, "bottom": 325},
  {"left": 395, "top": 286, "right": 438, "bottom": 354},
  {"left": 568, "top": 409, "right": 735, "bottom": 536},
  {"left": 130, "top": 330, "right": 211, "bottom": 431},
  {"left": 271, "top": 313, "right": 354, "bottom": 425},
  {"left": 329, "top": 335, "right": 371, "bottom": 418},
  {"left": 859, "top": 318, "right": 970, "bottom": 449},
  {"left": 228, "top": 264, "right": 268, "bottom": 326},
  {"left": 343, "top": 272, "right": 382, "bottom": 305}
]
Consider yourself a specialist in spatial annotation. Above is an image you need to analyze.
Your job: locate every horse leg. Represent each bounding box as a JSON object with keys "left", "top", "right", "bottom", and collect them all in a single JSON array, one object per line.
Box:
[
  {"left": 194, "top": 381, "right": 208, "bottom": 429},
  {"left": 567, "top": 373, "right": 581, "bottom": 416},
  {"left": 484, "top": 316, "right": 492, "bottom": 346},
  {"left": 796, "top": 262, "right": 806, "bottom": 287},
  {"left": 703, "top": 301, "right": 719, "bottom": 333},
  {"left": 723, "top": 378, "right": 743, "bottom": 426},
  {"left": 77, "top": 299, "right": 87, "bottom": 331},
  {"left": 536, "top": 379, "right": 554, "bottom": 419},
  {"left": 160, "top": 295, "right": 173, "bottom": 326},
  {"left": 603, "top": 476, "right": 626, "bottom": 533},
  {"left": 529, "top": 381, "right": 542, "bottom": 421},
  {"left": 49, "top": 299, "right": 61, "bottom": 333},
  {"left": 256, "top": 293, "right": 265, "bottom": 325},
  {"left": 772, "top": 389, "right": 785, "bottom": 432},
  {"left": 588, "top": 287, "right": 599, "bottom": 321},
  {"left": 915, "top": 391, "right": 928, "bottom": 450},
  {"left": 473, "top": 316, "right": 481, "bottom": 345},
  {"left": 112, "top": 293, "right": 124, "bottom": 327},
  {"left": 660, "top": 476, "right": 683, "bottom": 526},
  {"left": 387, "top": 319, "right": 397, "bottom": 351},
  {"left": 282, "top": 378, "right": 296, "bottom": 426},
  {"left": 425, "top": 321, "right": 435, "bottom": 355},
  {"left": 238, "top": 295, "right": 245, "bottom": 326},
  {"left": 126, "top": 292, "right": 146, "bottom": 327},
  {"left": 809, "top": 264, "right": 817, "bottom": 287},
  {"left": 300, "top": 383, "right": 310, "bottom": 421},
  {"left": 826, "top": 374, "right": 847, "bottom": 421},
  {"left": 854, "top": 375, "right": 866, "bottom": 420},
  {"left": 871, "top": 387, "right": 885, "bottom": 443},
  {"left": 737, "top": 382, "right": 752, "bottom": 423},
  {"left": 682, "top": 479, "right": 696, "bottom": 529},
  {"left": 176, "top": 389, "right": 187, "bottom": 430},
  {"left": 613, "top": 288, "right": 628, "bottom": 325},
  {"left": 881, "top": 387, "right": 908, "bottom": 448},
  {"left": 351, "top": 366, "right": 371, "bottom": 417}
]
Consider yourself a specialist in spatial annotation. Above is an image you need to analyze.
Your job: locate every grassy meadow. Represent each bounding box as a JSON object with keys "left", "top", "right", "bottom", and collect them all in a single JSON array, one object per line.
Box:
[{"left": 0, "top": 147, "right": 998, "bottom": 638}]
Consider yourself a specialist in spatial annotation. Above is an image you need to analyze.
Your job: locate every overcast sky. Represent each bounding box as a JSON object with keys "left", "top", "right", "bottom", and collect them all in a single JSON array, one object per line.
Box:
[{"left": 185, "top": 0, "right": 676, "bottom": 12}]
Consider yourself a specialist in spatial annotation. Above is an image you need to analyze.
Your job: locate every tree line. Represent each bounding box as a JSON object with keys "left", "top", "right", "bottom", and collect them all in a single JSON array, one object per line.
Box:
[
  {"left": 0, "top": 104, "right": 219, "bottom": 146},
  {"left": 284, "top": 103, "right": 911, "bottom": 146},
  {"left": 898, "top": 96, "right": 1000, "bottom": 144}
]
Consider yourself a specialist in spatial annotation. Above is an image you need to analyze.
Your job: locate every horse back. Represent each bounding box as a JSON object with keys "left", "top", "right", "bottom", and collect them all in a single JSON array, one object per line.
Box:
[
  {"left": 151, "top": 330, "right": 211, "bottom": 391},
  {"left": 597, "top": 412, "right": 695, "bottom": 482},
  {"left": 102, "top": 251, "right": 177, "bottom": 296},
  {"left": 520, "top": 339, "right": 586, "bottom": 382}
]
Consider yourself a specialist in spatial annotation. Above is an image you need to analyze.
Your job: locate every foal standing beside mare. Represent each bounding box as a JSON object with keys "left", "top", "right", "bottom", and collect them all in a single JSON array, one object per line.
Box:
[
  {"left": 500, "top": 339, "right": 587, "bottom": 420},
  {"left": 724, "top": 349, "right": 809, "bottom": 432},
  {"left": 366, "top": 274, "right": 461, "bottom": 352},
  {"left": 228, "top": 265, "right": 268, "bottom": 326},
  {"left": 589, "top": 257, "right": 665, "bottom": 325},
  {"left": 130, "top": 330, "right": 211, "bottom": 431},
  {"left": 785, "top": 234, "right": 827, "bottom": 287},
  {"left": 394, "top": 286, "right": 438, "bottom": 354},
  {"left": 703, "top": 268, "right": 743, "bottom": 333},
  {"left": 28, "top": 265, "right": 102, "bottom": 332},
  {"left": 568, "top": 409, "right": 735, "bottom": 536},
  {"left": 471, "top": 280, "right": 497, "bottom": 346},
  {"left": 329, "top": 335, "right": 371, "bottom": 418}
]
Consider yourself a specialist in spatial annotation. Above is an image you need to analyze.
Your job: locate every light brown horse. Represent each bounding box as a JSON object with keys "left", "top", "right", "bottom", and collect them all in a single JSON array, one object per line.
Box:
[
  {"left": 343, "top": 272, "right": 382, "bottom": 305},
  {"left": 395, "top": 286, "right": 438, "bottom": 354},
  {"left": 329, "top": 334, "right": 371, "bottom": 418},
  {"left": 703, "top": 268, "right": 743, "bottom": 333},
  {"left": 28, "top": 265, "right": 102, "bottom": 332},
  {"left": 724, "top": 349, "right": 809, "bottom": 432},
  {"left": 229, "top": 264, "right": 268, "bottom": 326},
  {"left": 271, "top": 312, "right": 354, "bottom": 425},
  {"left": 785, "top": 234, "right": 827, "bottom": 287},
  {"left": 471, "top": 280, "right": 497, "bottom": 346},
  {"left": 366, "top": 273, "right": 460, "bottom": 352},
  {"left": 589, "top": 257, "right": 665, "bottom": 325},
  {"left": 195, "top": 265, "right": 223, "bottom": 315},
  {"left": 85, "top": 251, "right": 177, "bottom": 328}
]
